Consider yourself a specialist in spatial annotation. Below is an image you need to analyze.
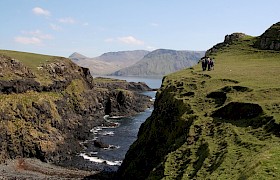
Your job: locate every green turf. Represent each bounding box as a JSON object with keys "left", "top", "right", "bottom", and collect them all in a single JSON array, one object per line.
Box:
[{"left": 146, "top": 35, "right": 280, "bottom": 179}]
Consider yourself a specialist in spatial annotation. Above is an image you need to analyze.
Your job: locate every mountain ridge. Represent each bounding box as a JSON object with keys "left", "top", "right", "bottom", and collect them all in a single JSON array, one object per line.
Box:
[
  {"left": 69, "top": 50, "right": 149, "bottom": 75},
  {"left": 111, "top": 49, "right": 205, "bottom": 77}
]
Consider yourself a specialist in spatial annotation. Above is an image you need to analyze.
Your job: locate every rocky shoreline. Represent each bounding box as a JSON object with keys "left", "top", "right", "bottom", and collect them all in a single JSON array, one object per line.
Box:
[{"left": 0, "top": 158, "right": 95, "bottom": 179}]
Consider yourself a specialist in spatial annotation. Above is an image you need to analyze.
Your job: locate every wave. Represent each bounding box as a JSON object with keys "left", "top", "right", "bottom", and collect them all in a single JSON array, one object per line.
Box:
[
  {"left": 99, "top": 131, "right": 115, "bottom": 136},
  {"left": 104, "top": 144, "right": 120, "bottom": 150},
  {"left": 80, "top": 153, "right": 122, "bottom": 166},
  {"left": 90, "top": 123, "right": 120, "bottom": 135},
  {"left": 90, "top": 123, "right": 119, "bottom": 135}
]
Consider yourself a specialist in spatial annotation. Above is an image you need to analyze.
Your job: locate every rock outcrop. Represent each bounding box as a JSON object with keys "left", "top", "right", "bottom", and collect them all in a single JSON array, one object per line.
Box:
[
  {"left": 206, "top": 33, "right": 246, "bottom": 56},
  {"left": 0, "top": 51, "right": 152, "bottom": 167},
  {"left": 254, "top": 22, "right": 280, "bottom": 51}
]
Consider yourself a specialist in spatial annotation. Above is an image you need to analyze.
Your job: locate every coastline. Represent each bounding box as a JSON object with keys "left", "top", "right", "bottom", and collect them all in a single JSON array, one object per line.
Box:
[{"left": 0, "top": 158, "right": 96, "bottom": 180}]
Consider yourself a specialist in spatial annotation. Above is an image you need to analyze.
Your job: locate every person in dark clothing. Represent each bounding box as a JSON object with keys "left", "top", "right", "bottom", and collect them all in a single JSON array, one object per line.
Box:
[{"left": 199, "top": 57, "right": 207, "bottom": 71}]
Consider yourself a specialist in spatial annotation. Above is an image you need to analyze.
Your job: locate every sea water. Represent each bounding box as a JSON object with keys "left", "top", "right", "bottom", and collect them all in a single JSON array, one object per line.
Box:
[{"left": 79, "top": 76, "right": 162, "bottom": 171}]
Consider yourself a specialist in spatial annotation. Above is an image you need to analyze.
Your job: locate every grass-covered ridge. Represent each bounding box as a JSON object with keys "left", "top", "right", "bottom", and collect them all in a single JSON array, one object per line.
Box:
[
  {"left": 159, "top": 34, "right": 280, "bottom": 179},
  {"left": 0, "top": 50, "right": 57, "bottom": 69},
  {"left": 0, "top": 50, "right": 77, "bottom": 85},
  {"left": 118, "top": 24, "right": 280, "bottom": 179}
]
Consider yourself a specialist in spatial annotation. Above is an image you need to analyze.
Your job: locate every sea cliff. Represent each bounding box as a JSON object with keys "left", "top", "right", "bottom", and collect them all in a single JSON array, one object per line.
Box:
[
  {"left": 118, "top": 23, "right": 280, "bottom": 179},
  {"left": 0, "top": 50, "right": 152, "bottom": 178}
]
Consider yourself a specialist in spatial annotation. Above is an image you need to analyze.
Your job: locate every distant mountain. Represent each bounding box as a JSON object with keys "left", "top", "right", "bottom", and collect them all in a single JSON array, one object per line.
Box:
[
  {"left": 69, "top": 52, "right": 88, "bottom": 61},
  {"left": 94, "top": 50, "right": 150, "bottom": 67},
  {"left": 110, "top": 49, "right": 205, "bottom": 77},
  {"left": 69, "top": 50, "right": 149, "bottom": 75}
]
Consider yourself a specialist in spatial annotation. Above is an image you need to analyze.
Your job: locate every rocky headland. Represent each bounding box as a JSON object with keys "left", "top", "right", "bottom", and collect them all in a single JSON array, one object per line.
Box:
[{"left": 0, "top": 50, "right": 153, "bottom": 178}]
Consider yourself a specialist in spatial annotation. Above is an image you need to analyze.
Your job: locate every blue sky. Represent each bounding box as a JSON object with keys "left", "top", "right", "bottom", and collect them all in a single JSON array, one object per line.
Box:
[{"left": 0, "top": 0, "right": 279, "bottom": 57}]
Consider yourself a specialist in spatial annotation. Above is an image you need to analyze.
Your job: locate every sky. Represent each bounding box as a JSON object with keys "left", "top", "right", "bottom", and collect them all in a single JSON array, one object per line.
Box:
[{"left": 0, "top": 0, "right": 279, "bottom": 57}]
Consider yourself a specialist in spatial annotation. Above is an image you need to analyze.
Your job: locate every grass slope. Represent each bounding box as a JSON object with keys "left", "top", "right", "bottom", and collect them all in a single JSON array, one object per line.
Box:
[
  {"left": 0, "top": 50, "right": 57, "bottom": 68},
  {"left": 118, "top": 33, "right": 280, "bottom": 179},
  {"left": 158, "top": 35, "right": 280, "bottom": 179}
]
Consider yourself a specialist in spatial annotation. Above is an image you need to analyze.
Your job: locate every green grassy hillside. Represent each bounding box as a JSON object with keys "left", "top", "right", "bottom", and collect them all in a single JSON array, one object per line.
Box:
[{"left": 118, "top": 24, "right": 280, "bottom": 179}]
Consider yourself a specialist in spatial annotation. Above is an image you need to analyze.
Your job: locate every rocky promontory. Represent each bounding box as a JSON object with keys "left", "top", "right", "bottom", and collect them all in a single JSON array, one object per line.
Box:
[{"left": 0, "top": 50, "right": 153, "bottom": 178}]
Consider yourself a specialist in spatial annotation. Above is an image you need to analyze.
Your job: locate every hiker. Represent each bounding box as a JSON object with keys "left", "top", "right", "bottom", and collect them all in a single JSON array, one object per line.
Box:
[
  {"left": 206, "top": 57, "right": 211, "bottom": 71},
  {"left": 199, "top": 57, "right": 207, "bottom": 71},
  {"left": 206, "top": 57, "right": 214, "bottom": 71},
  {"left": 211, "top": 58, "right": 215, "bottom": 70}
]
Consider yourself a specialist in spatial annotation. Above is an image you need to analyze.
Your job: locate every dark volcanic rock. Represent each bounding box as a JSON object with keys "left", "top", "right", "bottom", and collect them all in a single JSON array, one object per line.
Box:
[
  {"left": 93, "top": 77, "right": 152, "bottom": 91},
  {"left": 93, "top": 140, "right": 109, "bottom": 148}
]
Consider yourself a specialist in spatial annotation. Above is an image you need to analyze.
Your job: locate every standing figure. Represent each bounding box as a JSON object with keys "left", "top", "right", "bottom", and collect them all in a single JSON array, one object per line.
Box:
[
  {"left": 207, "top": 57, "right": 211, "bottom": 71},
  {"left": 211, "top": 58, "right": 214, "bottom": 70},
  {"left": 199, "top": 57, "right": 207, "bottom": 71}
]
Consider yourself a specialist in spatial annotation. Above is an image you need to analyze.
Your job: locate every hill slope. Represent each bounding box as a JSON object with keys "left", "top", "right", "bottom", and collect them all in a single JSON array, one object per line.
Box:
[
  {"left": 111, "top": 49, "right": 205, "bottom": 77},
  {"left": 94, "top": 50, "right": 149, "bottom": 67},
  {"left": 69, "top": 50, "right": 149, "bottom": 75},
  {"left": 118, "top": 23, "right": 280, "bottom": 179}
]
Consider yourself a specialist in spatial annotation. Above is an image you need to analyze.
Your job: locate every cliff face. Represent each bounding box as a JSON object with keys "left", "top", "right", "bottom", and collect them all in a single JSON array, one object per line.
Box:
[
  {"left": 118, "top": 24, "right": 280, "bottom": 179},
  {"left": 0, "top": 50, "right": 152, "bottom": 164},
  {"left": 254, "top": 22, "right": 280, "bottom": 51}
]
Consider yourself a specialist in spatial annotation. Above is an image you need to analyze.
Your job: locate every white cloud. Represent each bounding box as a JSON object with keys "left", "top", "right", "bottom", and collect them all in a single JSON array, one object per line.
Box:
[
  {"left": 14, "top": 37, "right": 42, "bottom": 45},
  {"left": 58, "top": 17, "right": 76, "bottom": 24},
  {"left": 117, "top": 36, "right": 144, "bottom": 45},
  {"left": 14, "top": 30, "right": 53, "bottom": 45},
  {"left": 32, "top": 7, "right": 50, "bottom": 16},
  {"left": 22, "top": 30, "right": 53, "bottom": 40},
  {"left": 50, "top": 24, "right": 62, "bottom": 31}
]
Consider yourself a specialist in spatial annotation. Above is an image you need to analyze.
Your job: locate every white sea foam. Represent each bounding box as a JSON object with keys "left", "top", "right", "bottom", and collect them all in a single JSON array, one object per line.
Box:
[
  {"left": 104, "top": 145, "right": 120, "bottom": 150},
  {"left": 100, "top": 131, "right": 115, "bottom": 136},
  {"left": 90, "top": 127, "right": 103, "bottom": 134},
  {"left": 90, "top": 122, "right": 120, "bottom": 134},
  {"left": 80, "top": 153, "right": 122, "bottom": 166}
]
